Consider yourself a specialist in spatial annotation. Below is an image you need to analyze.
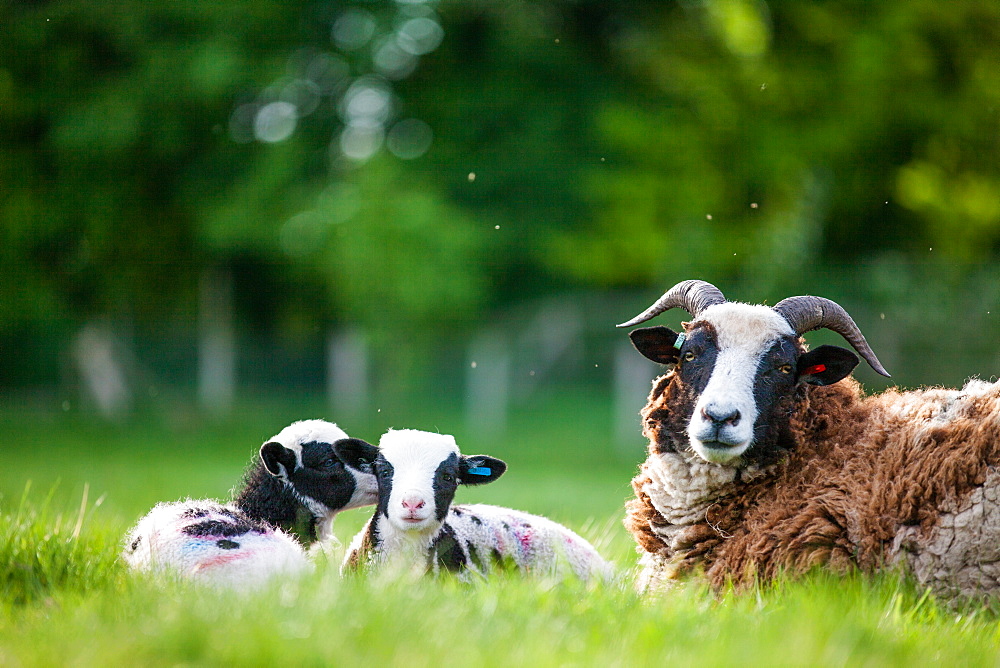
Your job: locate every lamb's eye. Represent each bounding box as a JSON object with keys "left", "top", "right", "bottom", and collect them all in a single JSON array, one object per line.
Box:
[
  {"left": 441, "top": 473, "right": 454, "bottom": 483},
  {"left": 682, "top": 351, "right": 696, "bottom": 362},
  {"left": 379, "top": 469, "right": 392, "bottom": 479},
  {"left": 320, "top": 458, "right": 337, "bottom": 469},
  {"left": 778, "top": 364, "right": 793, "bottom": 375}
]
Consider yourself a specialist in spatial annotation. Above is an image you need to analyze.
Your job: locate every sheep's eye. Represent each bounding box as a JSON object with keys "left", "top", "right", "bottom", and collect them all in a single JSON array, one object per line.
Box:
[
  {"left": 319, "top": 458, "right": 337, "bottom": 469},
  {"left": 379, "top": 469, "right": 392, "bottom": 479},
  {"left": 441, "top": 473, "right": 454, "bottom": 483},
  {"left": 682, "top": 351, "right": 696, "bottom": 363},
  {"left": 778, "top": 364, "right": 793, "bottom": 375}
]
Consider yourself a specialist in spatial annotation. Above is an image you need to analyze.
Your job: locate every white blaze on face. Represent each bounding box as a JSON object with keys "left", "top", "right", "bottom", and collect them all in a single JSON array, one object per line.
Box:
[
  {"left": 344, "top": 468, "right": 379, "bottom": 510},
  {"left": 379, "top": 429, "right": 459, "bottom": 532},
  {"left": 687, "top": 303, "right": 794, "bottom": 464}
]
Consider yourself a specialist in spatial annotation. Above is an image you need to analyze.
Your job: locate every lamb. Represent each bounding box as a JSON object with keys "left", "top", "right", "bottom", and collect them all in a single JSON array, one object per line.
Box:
[
  {"left": 618, "top": 279, "right": 1000, "bottom": 602},
  {"left": 122, "top": 419, "right": 377, "bottom": 587},
  {"left": 334, "top": 429, "right": 615, "bottom": 583}
]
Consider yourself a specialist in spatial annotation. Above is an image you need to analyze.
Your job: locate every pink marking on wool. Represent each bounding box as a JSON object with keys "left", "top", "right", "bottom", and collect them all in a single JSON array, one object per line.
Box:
[
  {"left": 517, "top": 528, "right": 534, "bottom": 552},
  {"left": 192, "top": 550, "right": 253, "bottom": 572}
]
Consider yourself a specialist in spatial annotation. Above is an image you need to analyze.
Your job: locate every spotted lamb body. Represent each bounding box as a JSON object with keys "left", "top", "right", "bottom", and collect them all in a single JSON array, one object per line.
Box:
[
  {"left": 123, "top": 419, "right": 377, "bottom": 586},
  {"left": 335, "top": 429, "right": 614, "bottom": 582},
  {"left": 619, "top": 280, "right": 1000, "bottom": 601}
]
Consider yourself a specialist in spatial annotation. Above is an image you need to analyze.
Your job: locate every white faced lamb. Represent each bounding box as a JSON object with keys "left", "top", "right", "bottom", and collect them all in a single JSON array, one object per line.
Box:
[
  {"left": 335, "top": 429, "right": 614, "bottom": 582},
  {"left": 122, "top": 419, "right": 377, "bottom": 587},
  {"left": 619, "top": 279, "right": 1000, "bottom": 602}
]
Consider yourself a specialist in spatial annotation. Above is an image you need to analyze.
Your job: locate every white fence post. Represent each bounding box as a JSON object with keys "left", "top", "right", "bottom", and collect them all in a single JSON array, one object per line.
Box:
[
  {"left": 72, "top": 321, "right": 132, "bottom": 420},
  {"left": 465, "top": 331, "right": 511, "bottom": 437},
  {"left": 327, "top": 327, "right": 369, "bottom": 420},
  {"left": 197, "top": 269, "right": 235, "bottom": 416}
]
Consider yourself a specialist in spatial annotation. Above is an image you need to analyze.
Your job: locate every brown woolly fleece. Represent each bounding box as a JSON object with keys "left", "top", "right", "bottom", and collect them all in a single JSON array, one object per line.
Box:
[{"left": 626, "top": 374, "right": 1000, "bottom": 600}]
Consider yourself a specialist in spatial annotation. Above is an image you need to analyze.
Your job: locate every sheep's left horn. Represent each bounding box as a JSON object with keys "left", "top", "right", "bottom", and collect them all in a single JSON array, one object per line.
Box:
[
  {"left": 774, "top": 296, "right": 891, "bottom": 377},
  {"left": 616, "top": 280, "right": 727, "bottom": 328}
]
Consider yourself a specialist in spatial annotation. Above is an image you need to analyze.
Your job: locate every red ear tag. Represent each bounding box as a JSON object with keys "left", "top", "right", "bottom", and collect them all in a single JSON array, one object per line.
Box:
[{"left": 803, "top": 364, "right": 827, "bottom": 375}]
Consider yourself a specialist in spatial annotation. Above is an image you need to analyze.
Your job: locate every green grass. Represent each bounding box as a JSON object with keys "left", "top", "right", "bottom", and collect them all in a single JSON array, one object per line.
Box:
[{"left": 3, "top": 393, "right": 1000, "bottom": 665}]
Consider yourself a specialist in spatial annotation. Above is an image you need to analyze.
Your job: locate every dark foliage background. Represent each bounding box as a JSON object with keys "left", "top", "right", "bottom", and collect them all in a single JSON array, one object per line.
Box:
[{"left": 3, "top": 0, "right": 999, "bottom": 412}]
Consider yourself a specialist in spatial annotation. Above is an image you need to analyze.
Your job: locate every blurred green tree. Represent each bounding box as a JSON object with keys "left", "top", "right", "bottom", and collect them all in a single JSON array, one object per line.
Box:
[{"left": 2, "top": 0, "right": 999, "bottom": 394}]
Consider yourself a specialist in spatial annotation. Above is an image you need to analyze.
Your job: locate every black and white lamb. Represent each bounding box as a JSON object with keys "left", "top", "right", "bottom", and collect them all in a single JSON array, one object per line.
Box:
[
  {"left": 122, "top": 419, "right": 377, "bottom": 587},
  {"left": 334, "top": 429, "right": 615, "bottom": 583}
]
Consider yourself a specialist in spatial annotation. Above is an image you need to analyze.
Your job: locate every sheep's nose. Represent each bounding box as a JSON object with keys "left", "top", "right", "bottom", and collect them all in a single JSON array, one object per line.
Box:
[
  {"left": 401, "top": 496, "right": 426, "bottom": 511},
  {"left": 702, "top": 404, "right": 741, "bottom": 427}
]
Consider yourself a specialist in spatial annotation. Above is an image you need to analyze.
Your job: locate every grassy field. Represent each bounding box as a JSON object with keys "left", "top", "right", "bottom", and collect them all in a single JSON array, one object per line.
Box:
[{"left": 3, "top": 391, "right": 1000, "bottom": 666}]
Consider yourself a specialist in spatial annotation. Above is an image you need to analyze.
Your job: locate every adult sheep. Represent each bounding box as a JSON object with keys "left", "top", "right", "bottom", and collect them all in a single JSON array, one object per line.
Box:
[{"left": 619, "top": 279, "right": 1000, "bottom": 601}]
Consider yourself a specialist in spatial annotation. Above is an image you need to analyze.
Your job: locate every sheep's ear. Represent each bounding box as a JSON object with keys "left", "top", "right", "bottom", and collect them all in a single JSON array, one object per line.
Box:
[
  {"left": 798, "top": 345, "right": 859, "bottom": 386},
  {"left": 260, "top": 442, "right": 297, "bottom": 479},
  {"left": 628, "top": 326, "right": 682, "bottom": 365},
  {"left": 333, "top": 438, "right": 379, "bottom": 473},
  {"left": 460, "top": 455, "right": 506, "bottom": 485}
]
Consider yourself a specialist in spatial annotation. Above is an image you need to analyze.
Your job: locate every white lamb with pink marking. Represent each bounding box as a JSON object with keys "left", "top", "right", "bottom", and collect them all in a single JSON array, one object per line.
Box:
[
  {"left": 122, "top": 419, "right": 377, "bottom": 588},
  {"left": 123, "top": 499, "right": 310, "bottom": 588},
  {"left": 335, "top": 429, "right": 614, "bottom": 582}
]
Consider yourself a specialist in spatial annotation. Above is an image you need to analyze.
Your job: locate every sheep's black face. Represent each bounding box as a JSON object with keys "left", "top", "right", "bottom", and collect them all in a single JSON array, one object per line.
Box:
[
  {"left": 431, "top": 454, "right": 461, "bottom": 521},
  {"left": 261, "top": 440, "right": 378, "bottom": 513},
  {"left": 294, "top": 441, "right": 368, "bottom": 510},
  {"left": 631, "top": 303, "right": 859, "bottom": 466}
]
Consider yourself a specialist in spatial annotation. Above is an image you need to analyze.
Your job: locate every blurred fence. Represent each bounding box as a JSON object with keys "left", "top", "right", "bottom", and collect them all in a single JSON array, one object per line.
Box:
[
  {"left": 41, "top": 291, "right": 661, "bottom": 446},
  {"left": 10, "top": 277, "right": 1000, "bottom": 449}
]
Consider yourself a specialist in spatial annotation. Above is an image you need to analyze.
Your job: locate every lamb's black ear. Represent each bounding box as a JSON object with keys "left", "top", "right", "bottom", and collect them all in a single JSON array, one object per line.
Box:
[
  {"left": 459, "top": 455, "right": 506, "bottom": 485},
  {"left": 628, "top": 326, "right": 682, "bottom": 365},
  {"left": 260, "top": 442, "right": 298, "bottom": 479},
  {"left": 333, "top": 438, "right": 380, "bottom": 473},
  {"left": 798, "top": 345, "right": 859, "bottom": 386}
]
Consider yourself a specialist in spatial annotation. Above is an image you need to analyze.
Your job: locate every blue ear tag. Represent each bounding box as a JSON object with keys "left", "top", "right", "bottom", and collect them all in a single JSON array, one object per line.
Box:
[
  {"left": 467, "top": 466, "right": 492, "bottom": 476},
  {"left": 673, "top": 333, "right": 687, "bottom": 350}
]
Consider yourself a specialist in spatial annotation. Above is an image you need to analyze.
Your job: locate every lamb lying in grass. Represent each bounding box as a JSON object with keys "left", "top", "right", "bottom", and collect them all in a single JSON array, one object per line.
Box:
[
  {"left": 122, "top": 419, "right": 377, "bottom": 587},
  {"left": 335, "top": 429, "right": 615, "bottom": 582}
]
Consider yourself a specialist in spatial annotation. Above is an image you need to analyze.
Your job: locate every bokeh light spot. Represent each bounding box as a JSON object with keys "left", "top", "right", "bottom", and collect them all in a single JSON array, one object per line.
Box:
[
  {"left": 396, "top": 18, "right": 444, "bottom": 56},
  {"left": 374, "top": 37, "right": 419, "bottom": 80},
  {"left": 340, "top": 121, "right": 385, "bottom": 162},
  {"left": 341, "top": 77, "right": 393, "bottom": 125},
  {"left": 387, "top": 118, "right": 433, "bottom": 159},
  {"left": 254, "top": 101, "right": 298, "bottom": 143},
  {"left": 332, "top": 9, "right": 377, "bottom": 52}
]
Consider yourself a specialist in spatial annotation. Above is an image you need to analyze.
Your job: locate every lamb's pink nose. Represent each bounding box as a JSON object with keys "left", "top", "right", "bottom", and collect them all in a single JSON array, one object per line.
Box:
[{"left": 401, "top": 496, "right": 425, "bottom": 511}]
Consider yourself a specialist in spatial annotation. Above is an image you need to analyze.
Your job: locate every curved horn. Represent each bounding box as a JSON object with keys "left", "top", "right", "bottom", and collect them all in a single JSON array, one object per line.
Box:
[
  {"left": 616, "top": 280, "right": 727, "bottom": 328},
  {"left": 774, "top": 296, "right": 891, "bottom": 377}
]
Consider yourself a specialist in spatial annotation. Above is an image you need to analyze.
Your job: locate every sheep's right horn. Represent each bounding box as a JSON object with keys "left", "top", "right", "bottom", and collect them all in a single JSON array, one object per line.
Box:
[
  {"left": 617, "top": 280, "right": 727, "bottom": 328},
  {"left": 774, "top": 295, "right": 891, "bottom": 377}
]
